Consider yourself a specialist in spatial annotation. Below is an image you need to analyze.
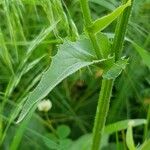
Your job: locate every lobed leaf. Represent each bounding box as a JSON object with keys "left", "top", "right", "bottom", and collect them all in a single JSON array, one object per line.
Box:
[{"left": 17, "top": 38, "right": 106, "bottom": 123}]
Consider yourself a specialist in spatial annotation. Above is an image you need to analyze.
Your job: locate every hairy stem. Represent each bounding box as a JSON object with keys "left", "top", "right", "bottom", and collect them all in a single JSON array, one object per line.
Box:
[
  {"left": 91, "top": 0, "right": 134, "bottom": 150},
  {"left": 91, "top": 79, "right": 114, "bottom": 150},
  {"left": 80, "top": 0, "right": 134, "bottom": 149},
  {"left": 80, "top": 0, "right": 103, "bottom": 59},
  {"left": 112, "top": 0, "right": 134, "bottom": 61}
]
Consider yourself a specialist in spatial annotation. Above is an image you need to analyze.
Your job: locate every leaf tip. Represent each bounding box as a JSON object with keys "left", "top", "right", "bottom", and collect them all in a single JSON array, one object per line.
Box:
[
  {"left": 15, "top": 115, "right": 23, "bottom": 124},
  {"left": 15, "top": 111, "right": 26, "bottom": 124}
]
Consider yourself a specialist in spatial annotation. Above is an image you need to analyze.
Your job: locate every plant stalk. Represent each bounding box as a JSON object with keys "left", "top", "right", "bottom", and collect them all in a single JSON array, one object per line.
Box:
[
  {"left": 112, "top": 0, "right": 134, "bottom": 61},
  {"left": 91, "top": 79, "right": 114, "bottom": 150},
  {"left": 80, "top": 0, "right": 134, "bottom": 149},
  {"left": 80, "top": 0, "right": 103, "bottom": 59},
  {"left": 91, "top": 0, "right": 134, "bottom": 150}
]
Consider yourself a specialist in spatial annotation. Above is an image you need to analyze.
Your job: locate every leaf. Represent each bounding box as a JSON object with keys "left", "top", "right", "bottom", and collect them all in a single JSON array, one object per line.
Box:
[
  {"left": 140, "top": 139, "right": 150, "bottom": 150},
  {"left": 102, "top": 58, "right": 128, "bottom": 79},
  {"left": 126, "top": 121, "right": 136, "bottom": 150},
  {"left": 87, "top": 0, "right": 131, "bottom": 33},
  {"left": 97, "top": 33, "right": 111, "bottom": 58},
  {"left": 17, "top": 38, "right": 106, "bottom": 123},
  {"left": 57, "top": 125, "right": 71, "bottom": 139},
  {"left": 132, "top": 42, "right": 150, "bottom": 68},
  {"left": 104, "top": 119, "right": 147, "bottom": 135}
]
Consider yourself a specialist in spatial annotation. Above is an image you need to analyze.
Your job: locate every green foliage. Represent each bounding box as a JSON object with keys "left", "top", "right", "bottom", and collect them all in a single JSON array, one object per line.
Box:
[
  {"left": 133, "top": 42, "right": 150, "bottom": 68},
  {"left": 17, "top": 37, "right": 107, "bottom": 123},
  {"left": 140, "top": 139, "right": 150, "bottom": 150},
  {"left": 5, "top": 23, "right": 58, "bottom": 99},
  {"left": 97, "top": 33, "right": 111, "bottom": 58},
  {"left": 70, "top": 119, "right": 146, "bottom": 150},
  {"left": 43, "top": 125, "right": 72, "bottom": 150},
  {"left": 10, "top": 105, "right": 37, "bottom": 150},
  {"left": 0, "top": 0, "right": 149, "bottom": 149},
  {"left": 103, "top": 58, "right": 128, "bottom": 79},
  {"left": 87, "top": 0, "right": 131, "bottom": 34},
  {"left": 105, "top": 119, "right": 147, "bottom": 134},
  {"left": 57, "top": 125, "right": 71, "bottom": 139}
]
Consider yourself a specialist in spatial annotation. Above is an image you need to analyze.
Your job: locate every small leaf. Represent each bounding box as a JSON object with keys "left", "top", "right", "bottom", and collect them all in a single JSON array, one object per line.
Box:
[
  {"left": 57, "top": 125, "right": 71, "bottom": 139},
  {"left": 133, "top": 42, "right": 150, "bottom": 68},
  {"left": 126, "top": 121, "right": 136, "bottom": 150},
  {"left": 97, "top": 33, "right": 111, "bottom": 58},
  {"left": 87, "top": 0, "right": 131, "bottom": 33},
  {"left": 102, "top": 58, "right": 128, "bottom": 79},
  {"left": 17, "top": 38, "right": 106, "bottom": 123},
  {"left": 104, "top": 119, "right": 147, "bottom": 134}
]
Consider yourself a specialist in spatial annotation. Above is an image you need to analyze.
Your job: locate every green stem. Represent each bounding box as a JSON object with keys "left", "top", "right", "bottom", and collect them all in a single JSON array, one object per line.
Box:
[
  {"left": 112, "top": 0, "right": 134, "bottom": 61},
  {"left": 80, "top": 0, "right": 92, "bottom": 26},
  {"left": 91, "top": 0, "right": 134, "bottom": 150},
  {"left": 80, "top": 0, "right": 103, "bottom": 59},
  {"left": 80, "top": 0, "right": 134, "bottom": 149},
  {"left": 91, "top": 79, "right": 114, "bottom": 150}
]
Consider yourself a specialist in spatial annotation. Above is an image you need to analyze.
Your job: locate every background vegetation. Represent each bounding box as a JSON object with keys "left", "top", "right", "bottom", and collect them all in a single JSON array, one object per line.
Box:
[{"left": 0, "top": 0, "right": 150, "bottom": 149}]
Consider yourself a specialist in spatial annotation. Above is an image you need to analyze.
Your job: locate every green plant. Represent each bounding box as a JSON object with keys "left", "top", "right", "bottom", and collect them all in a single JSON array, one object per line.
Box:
[
  {"left": 0, "top": 0, "right": 150, "bottom": 149},
  {"left": 16, "top": 0, "right": 133, "bottom": 149},
  {"left": 80, "top": 0, "right": 134, "bottom": 149}
]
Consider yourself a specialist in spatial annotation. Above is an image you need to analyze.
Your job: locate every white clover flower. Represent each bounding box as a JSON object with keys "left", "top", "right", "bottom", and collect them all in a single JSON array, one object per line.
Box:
[{"left": 37, "top": 99, "right": 52, "bottom": 112}]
